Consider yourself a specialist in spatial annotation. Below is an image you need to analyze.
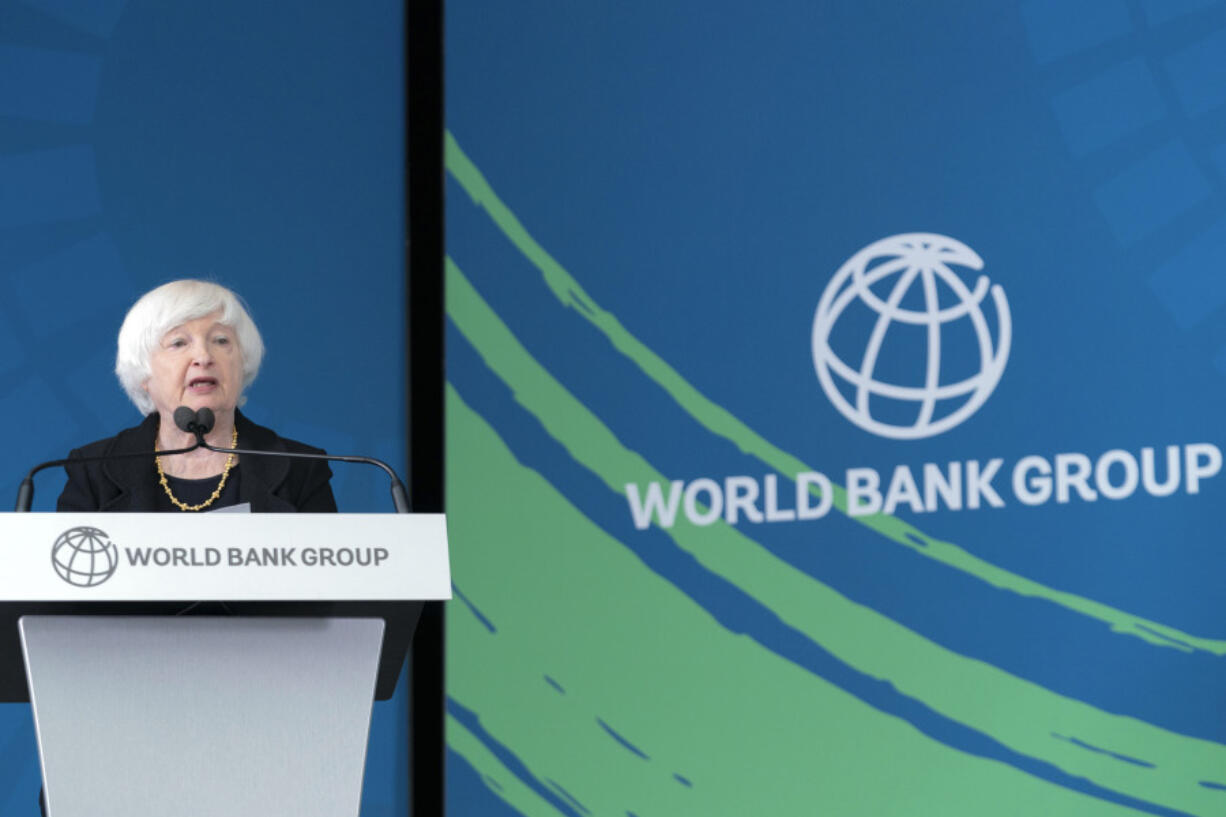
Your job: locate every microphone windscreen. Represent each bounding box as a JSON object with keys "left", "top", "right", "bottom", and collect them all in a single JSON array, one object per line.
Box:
[
  {"left": 195, "top": 407, "right": 216, "bottom": 434},
  {"left": 173, "top": 406, "right": 197, "bottom": 433}
]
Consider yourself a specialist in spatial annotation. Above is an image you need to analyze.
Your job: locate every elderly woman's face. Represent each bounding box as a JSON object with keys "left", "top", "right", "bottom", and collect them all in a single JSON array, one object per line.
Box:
[{"left": 144, "top": 312, "right": 243, "bottom": 420}]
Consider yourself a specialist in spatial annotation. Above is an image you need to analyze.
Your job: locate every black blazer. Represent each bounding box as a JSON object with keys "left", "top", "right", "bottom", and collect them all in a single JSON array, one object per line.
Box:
[{"left": 56, "top": 410, "right": 337, "bottom": 512}]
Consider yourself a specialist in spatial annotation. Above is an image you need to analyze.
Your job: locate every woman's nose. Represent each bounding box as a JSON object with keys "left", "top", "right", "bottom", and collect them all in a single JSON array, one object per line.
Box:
[{"left": 191, "top": 340, "right": 214, "bottom": 364}]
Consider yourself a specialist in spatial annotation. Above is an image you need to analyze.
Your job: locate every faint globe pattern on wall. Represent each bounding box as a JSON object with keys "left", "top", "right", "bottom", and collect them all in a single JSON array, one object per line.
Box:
[{"left": 812, "top": 233, "right": 1011, "bottom": 440}]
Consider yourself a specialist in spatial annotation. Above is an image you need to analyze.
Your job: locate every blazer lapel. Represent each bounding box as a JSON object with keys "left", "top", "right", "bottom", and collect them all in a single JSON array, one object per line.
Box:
[
  {"left": 234, "top": 411, "right": 295, "bottom": 512},
  {"left": 99, "top": 413, "right": 162, "bottom": 511}
]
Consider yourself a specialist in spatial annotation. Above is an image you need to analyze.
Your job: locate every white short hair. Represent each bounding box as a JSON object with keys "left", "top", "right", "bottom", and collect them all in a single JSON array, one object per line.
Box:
[{"left": 115, "top": 280, "right": 265, "bottom": 415}]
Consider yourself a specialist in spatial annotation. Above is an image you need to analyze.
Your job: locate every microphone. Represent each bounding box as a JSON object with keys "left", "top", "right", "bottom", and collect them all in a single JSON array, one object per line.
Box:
[
  {"left": 195, "top": 407, "right": 215, "bottom": 434},
  {"left": 174, "top": 406, "right": 214, "bottom": 443},
  {"left": 177, "top": 408, "right": 411, "bottom": 514}
]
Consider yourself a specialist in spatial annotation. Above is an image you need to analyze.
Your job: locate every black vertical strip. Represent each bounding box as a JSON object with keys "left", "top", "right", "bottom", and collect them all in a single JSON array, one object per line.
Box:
[{"left": 406, "top": 0, "right": 445, "bottom": 815}]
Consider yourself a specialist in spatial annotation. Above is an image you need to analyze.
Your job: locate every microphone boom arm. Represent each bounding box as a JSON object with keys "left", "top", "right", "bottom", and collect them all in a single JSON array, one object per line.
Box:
[
  {"left": 195, "top": 442, "right": 412, "bottom": 514},
  {"left": 14, "top": 443, "right": 202, "bottom": 512}
]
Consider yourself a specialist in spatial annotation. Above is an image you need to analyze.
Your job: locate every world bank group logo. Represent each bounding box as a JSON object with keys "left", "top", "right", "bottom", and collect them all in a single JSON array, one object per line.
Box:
[
  {"left": 811, "top": 233, "right": 1011, "bottom": 440},
  {"left": 52, "top": 527, "right": 119, "bottom": 587}
]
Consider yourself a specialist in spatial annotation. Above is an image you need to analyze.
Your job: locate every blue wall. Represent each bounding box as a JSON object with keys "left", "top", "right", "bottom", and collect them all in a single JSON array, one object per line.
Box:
[{"left": 1, "top": 1, "right": 408, "bottom": 812}]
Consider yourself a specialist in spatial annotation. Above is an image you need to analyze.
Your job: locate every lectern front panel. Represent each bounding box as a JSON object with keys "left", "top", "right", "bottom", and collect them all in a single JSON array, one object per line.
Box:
[{"left": 22, "top": 615, "right": 384, "bottom": 817}]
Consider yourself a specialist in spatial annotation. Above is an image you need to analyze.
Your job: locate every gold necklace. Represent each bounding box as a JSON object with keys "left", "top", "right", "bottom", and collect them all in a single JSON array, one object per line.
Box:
[{"left": 155, "top": 426, "right": 239, "bottom": 512}]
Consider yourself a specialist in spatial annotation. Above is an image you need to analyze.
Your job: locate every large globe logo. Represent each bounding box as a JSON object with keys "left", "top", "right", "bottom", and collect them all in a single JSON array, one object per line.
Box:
[
  {"left": 51, "top": 527, "right": 119, "bottom": 587},
  {"left": 812, "top": 233, "right": 1011, "bottom": 440}
]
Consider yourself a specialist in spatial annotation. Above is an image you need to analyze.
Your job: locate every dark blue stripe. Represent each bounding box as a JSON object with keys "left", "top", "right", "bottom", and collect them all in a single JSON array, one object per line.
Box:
[
  {"left": 453, "top": 583, "right": 497, "bottom": 633},
  {"left": 448, "top": 696, "right": 583, "bottom": 817},
  {"left": 545, "top": 779, "right": 590, "bottom": 815},
  {"left": 446, "top": 746, "right": 528, "bottom": 817},
  {"left": 1052, "top": 734, "right": 1156, "bottom": 768},
  {"left": 596, "top": 717, "right": 650, "bottom": 760}
]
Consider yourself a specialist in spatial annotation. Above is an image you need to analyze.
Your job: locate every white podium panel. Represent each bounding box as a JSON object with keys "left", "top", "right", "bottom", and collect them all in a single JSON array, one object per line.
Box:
[
  {"left": 0, "top": 513, "right": 450, "bottom": 601},
  {"left": 24, "top": 616, "right": 385, "bottom": 817}
]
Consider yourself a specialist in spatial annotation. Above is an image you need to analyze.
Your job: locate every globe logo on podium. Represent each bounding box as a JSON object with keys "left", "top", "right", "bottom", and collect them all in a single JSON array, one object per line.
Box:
[
  {"left": 52, "top": 527, "right": 119, "bottom": 587},
  {"left": 811, "top": 233, "right": 1011, "bottom": 440}
]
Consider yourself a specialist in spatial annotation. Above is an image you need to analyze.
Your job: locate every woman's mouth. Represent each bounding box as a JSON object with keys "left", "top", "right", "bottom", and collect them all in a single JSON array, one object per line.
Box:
[{"left": 187, "top": 378, "right": 218, "bottom": 393}]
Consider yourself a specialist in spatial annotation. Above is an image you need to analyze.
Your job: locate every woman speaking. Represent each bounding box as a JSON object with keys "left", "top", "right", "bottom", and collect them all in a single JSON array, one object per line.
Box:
[{"left": 56, "top": 279, "right": 337, "bottom": 512}]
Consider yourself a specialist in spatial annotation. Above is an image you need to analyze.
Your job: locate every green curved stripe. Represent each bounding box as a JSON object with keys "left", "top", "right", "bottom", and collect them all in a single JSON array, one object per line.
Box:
[
  {"left": 444, "top": 129, "right": 1226, "bottom": 659},
  {"left": 447, "top": 256, "right": 1226, "bottom": 815},
  {"left": 447, "top": 384, "right": 1157, "bottom": 817}
]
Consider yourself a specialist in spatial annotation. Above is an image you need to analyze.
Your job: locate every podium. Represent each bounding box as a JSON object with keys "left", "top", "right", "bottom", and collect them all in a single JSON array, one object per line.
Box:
[{"left": 0, "top": 512, "right": 450, "bottom": 817}]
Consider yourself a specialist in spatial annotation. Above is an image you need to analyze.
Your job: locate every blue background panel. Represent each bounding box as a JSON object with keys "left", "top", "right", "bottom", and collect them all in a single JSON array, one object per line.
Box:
[
  {"left": 1, "top": 0, "right": 408, "bottom": 813},
  {"left": 446, "top": 1, "right": 1226, "bottom": 815}
]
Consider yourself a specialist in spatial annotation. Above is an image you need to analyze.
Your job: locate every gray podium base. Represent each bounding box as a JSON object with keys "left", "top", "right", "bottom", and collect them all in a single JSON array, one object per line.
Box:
[{"left": 20, "top": 615, "right": 385, "bottom": 817}]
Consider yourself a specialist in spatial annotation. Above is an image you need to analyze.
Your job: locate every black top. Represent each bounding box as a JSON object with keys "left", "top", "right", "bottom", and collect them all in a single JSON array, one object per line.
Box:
[{"left": 56, "top": 410, "right": 337, "bottom": 512}]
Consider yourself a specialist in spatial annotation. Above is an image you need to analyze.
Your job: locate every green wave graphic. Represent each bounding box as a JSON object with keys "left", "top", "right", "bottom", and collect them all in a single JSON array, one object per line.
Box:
[
  {"left": 447, "top": 383, "right": 1160, "bottom": 817},
  {"left": 447, "top": 255, "right": 1226, "bottom": 815},
  {"left": 444, "top": 129, "right": 1226, "bottom": 659}
]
